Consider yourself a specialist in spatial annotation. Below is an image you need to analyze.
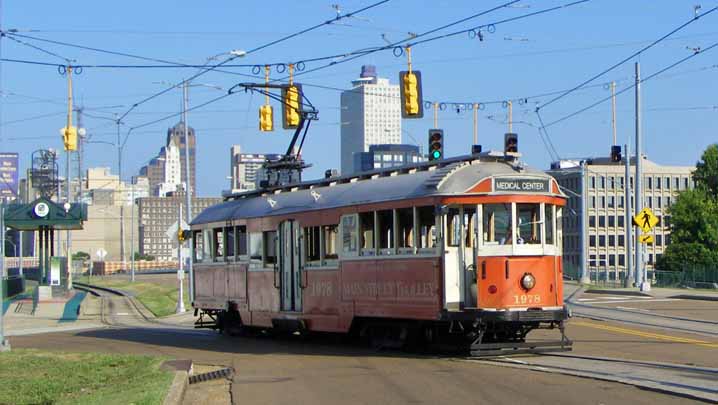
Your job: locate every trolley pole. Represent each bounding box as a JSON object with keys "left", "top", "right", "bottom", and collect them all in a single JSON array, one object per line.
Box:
[
  {"left": 634, "top": 62, "right": 647, "bottom": 291},
  {"left": 624, "top": 143, "right": 633, "bottom": 288},
  {"left": 176, "top": 203, "right": 185, "bottom": 314}
]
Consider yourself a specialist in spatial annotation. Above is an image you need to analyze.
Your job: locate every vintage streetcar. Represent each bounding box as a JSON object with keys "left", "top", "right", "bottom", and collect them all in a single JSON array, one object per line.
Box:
[{"left": 190, "top": 152, "right": 572, "bottom": 356}]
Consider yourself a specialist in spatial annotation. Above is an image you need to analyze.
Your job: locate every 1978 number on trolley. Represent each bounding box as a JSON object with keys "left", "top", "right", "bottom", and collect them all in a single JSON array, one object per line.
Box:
[{"left": 513, "top": 294, "right": 541, "bottom": 305}]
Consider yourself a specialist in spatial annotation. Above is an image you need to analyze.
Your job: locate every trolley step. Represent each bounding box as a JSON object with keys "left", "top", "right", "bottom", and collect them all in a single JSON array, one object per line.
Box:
[{"left": 470, "top": 339, "right": 573, "bottom": 357}]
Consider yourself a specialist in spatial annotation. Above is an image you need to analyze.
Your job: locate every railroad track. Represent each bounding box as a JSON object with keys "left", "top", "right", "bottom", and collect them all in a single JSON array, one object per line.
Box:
[{"left": 457, "top": 353, "right": 718, "bottom": 403}]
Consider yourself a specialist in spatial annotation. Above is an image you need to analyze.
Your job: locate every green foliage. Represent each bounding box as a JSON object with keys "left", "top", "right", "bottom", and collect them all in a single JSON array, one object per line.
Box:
[
  {"left": 659, "top": 144, "right": 718, "bottom": 271},
  {"left": 693, "top": 143, "right": 718, "bottom": 197},
  {"left": 0, "top": 349, "right": 173, "bottom": 405},
  {"left": 134, "top": 252, "right": 156, "bottom": 261},
  {"left": 72, "top": 251, "right": 91, "bottom": 261}
]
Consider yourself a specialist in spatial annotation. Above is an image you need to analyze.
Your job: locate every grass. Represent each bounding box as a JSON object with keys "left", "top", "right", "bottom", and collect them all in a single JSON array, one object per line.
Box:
[
  {"left": 77, "top": 276, "right": 189, "bottom": 318},
  {"left": 0, "top": 349, "right": 174, "bottom": 405}
]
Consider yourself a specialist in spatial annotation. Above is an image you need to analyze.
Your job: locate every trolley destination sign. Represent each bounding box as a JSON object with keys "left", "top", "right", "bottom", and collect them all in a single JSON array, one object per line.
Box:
[{"left": 494, "top": 177, "right": 549, "bottom": 193}]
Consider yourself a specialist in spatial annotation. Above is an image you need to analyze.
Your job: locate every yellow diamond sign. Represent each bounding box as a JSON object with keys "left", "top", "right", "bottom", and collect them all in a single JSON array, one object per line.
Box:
[
  {"left": 639, "top": 233, "right": 654, "bottom": 244},
  {"left": 633, "top": 207, "right": 659, "bottom": 233}
]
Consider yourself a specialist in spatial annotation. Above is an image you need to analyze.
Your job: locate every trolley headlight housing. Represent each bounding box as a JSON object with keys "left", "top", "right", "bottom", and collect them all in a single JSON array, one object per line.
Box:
[{"left": 521, "top": 273, "right": 536, "bottom": 290}]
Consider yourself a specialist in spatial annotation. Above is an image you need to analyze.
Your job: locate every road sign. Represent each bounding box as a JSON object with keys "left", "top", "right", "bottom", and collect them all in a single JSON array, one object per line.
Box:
[
  {"left": 639, "top": 234, "right": 654, "bottom": 244},
  {"left": 96, "top": 248, "right": 107, "bottom": 260},
  {"left": 633, "top": 207, "right": 659, "bottom": 233},
  {"left": 165, "top": 219, "right": 189, "bottom": 240}
]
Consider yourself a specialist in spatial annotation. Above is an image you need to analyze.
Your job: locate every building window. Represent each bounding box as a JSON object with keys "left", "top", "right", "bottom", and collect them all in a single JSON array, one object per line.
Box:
[
  {"left": 590, "top": 176, "right": 596, "bottom": 189},
  {"left": 656, "top": 234, "right": 663, "bottom": 246},
  {"left": 609, "top": 235, "right": 615, "bottom": 247},
  {"left": 608, "top": 196, "right": 615, "bottom": 208},
  {"left": 599, "top": 216, "right": 606, "bottom": 227},
  {"left": 589, "top": 196, "right": 596, "bottom": 209},
  {"left": 589, "top": 235, "right": 596, "bottom": 247},
  {"left": 599, "top": 235, "right": 606, "bottom": 247},
  {"left": 655, "top": 176, "right": 661, "bottom": 190},
  {"left": 618, "top": 196, "right": 624, "bottom": 208},
  {"left": 599, "top": 176, "right": 605, "bottom": 189},
  {"left": 600, "top": 196, "right": 606, "bottom": 209},
  {"left": 647, "top": 177, "right": 652, "bottom": 189},
  {"left": 619, "top": 254, "right": 625, "bottom": 266},
  {"left": 618, "top": 216, "right": 625, "bottom": 228},
  {"left": 664, "top": 177, "right": 670, "bottom": 189},
  {"left": 674, "top": 177, "right": 680, "bottom": 189},
  {"left": 609, "top": 255, "right": 616, "bottom": 266},
  {"left": 589, "top": 216, "right": 596, "bottom": 227},
  {"left": 609, "top": 176, "right": 615, "bottom": 189},
  {"left": 608, "top": 216, "right": 615, "bottom": 227},
  {"left": 618, "top": 235, "right": 625, "bottom": 247}
]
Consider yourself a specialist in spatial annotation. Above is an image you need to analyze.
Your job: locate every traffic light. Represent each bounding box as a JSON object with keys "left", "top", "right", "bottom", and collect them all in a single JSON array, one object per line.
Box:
[
  {"left": 399, "top": 70, "right": 424, "bottom": 119},
  {"left": 259, "top": 105, "right": 274, "bottom": 132},
  {"left": 611, "top": 145, "right": 622, "bottom": 162},
  {"left": 282, "top": 84, "right": 302, "bottom": 129},
  {"left": 60, "top": 126, "right": 78, "bottom": 151},
  {"left": 504, "top": 133, "right": 518, "bottom": 154},
  {"left": 428, "top": 129, "right": 443, "bottom": 161},
  {"left": 178, "top": 229, "right": 191, "bottom": 243}
]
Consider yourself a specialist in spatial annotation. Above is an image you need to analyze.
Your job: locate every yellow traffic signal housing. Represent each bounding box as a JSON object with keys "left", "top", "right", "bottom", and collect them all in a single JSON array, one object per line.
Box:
[
  {"left": 399, "top": 70, "right": 424, "bottom": 119},
  {"left": 61, "top": 126, "right": 78, "bottom": 151},
  {"left": 259, "top": 105, "right": 274, "bottom": 132},
  {"left": 282, "top": 84, "right": 302, "bottom": 129},
  {"left": 178, "top": 229, "right": 191, "bottom": 243}
]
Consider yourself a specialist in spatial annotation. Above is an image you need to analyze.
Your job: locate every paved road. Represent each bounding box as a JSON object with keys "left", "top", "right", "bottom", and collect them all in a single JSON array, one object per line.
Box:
[{"left": 8, "top": 286, "right": 712, "bottom": 404}]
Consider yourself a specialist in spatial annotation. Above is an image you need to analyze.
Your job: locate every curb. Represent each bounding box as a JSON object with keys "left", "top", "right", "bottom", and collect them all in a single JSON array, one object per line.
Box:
[
  {"left": 669, "top": 294, "right": 718, "bottom": 302},
  {"left": 163, "top": 370, "right": 188, "bottom": 405},
  {"left": 584, "top": 289, "right": 652, "bottom": 297}
]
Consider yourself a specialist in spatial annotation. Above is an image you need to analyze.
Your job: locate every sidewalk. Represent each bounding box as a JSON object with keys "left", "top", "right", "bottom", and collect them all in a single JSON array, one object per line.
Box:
[
  {"left": 2, "top": 291, "right": 105, "bottom": 336},
  {"left": 563, "top": 279, "right": 718, "bottom": 300}
]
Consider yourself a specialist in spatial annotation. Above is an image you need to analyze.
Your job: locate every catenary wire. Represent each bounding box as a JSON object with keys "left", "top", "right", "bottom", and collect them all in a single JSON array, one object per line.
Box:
[{"left": 537, "top": 5, "right": 718, "bottom": 111}]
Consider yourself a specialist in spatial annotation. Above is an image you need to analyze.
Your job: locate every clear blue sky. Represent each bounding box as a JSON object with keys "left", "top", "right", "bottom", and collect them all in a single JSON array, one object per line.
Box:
[{"left": 1, "top": 0, "right": 716, "bottom": 196}]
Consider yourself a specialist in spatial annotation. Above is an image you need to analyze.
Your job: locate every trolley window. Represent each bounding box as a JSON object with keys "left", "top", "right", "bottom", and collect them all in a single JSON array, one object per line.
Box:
[
  {"left": 377, "top": 209, "right": 394, "bottom": 254},
  {"left": 517, "top": 203, "right": 541, "bottom": 244},
  {"left": 359, "top": 211, "right": 375, "bottom": 255},
  {"left": 305, "top": 226, "right": 321, "bottom": 264},
  {"left": 545, "top": 204, "right": 555, "bottom": 245},
  {"left": 264, "top": 231, "right": 277, "bottom": 265},
  {"left": 417, "top": 206, "right": 436, "bottom": 250},
  {"left": 323, "top": 225, "right": 339, "bottom": 261},
  {"left": 237, "top": 226, "right": 248, "bottom": 257},
  {"left": 212, "top": 227, "right": 224, "bottom": 261},
  {"left": 483, "top": 203, "right": 512, "bottom": 245},
  {"left": 341, "top": 215, "right": 358, "bottom": 255},
  {"left": 249, "top": 232, "right": 263, "bottom": 262},
  {"left": 225, "top": 226, "right": 235, "bottom": 260},
  {"left": 397, "top": 207, "right": 414, "bottom": 249},
  {"left": 202, "top": 229, "right": 212, "bottom": 263},
  {"left": 447, "top": 208, "right": 461, "bottom": 247}
]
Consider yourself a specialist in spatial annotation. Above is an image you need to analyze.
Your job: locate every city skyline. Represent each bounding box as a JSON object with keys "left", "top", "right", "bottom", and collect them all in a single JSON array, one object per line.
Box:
[{"left": 0, "top": 1, "right": 716, "bottom": 196}]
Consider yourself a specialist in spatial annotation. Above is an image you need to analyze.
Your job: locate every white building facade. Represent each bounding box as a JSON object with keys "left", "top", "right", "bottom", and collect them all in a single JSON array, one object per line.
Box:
[
  {"left": 158, "top": 138, "right": 183, "bottom": 197},
  {"left": 229, "top": 145, "right": 283, "bottom": 193},
  {"left": 340, "top": 65, "right": 401, "bottom": 175},
  {"left": 548, "top": 156, "right": 694, "bottom": 283}
]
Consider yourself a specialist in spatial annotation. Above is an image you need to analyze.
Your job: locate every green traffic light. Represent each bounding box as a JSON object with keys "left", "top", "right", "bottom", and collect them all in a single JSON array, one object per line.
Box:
[{"left": 432, "top": 150, "right": 441, "bottom": 159}]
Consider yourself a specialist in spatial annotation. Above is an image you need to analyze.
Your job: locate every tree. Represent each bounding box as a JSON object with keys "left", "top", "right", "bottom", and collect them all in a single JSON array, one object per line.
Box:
[
  {"left": 133, "top": 252, "right": 155, "bottom": 261},
  {"left": 693, "top": 144, "right": 718, "bottom": 197},
  {"left": 658, "top": 144, "right": 718, "bottom": 271},
  {"left": 72, "top": 251, "right": 91, "bottom": 262}
]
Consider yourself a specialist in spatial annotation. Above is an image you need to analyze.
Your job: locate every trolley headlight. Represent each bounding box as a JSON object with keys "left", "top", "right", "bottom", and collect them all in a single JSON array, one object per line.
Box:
[{"left": 521, "top": 273, "right": 536, "bottom": 290}]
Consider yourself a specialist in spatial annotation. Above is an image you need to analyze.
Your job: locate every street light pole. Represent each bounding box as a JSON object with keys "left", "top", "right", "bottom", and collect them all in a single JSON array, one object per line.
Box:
[
  {"left": 182, "top": 80, "right": 194, "bottom": 302},
  {"left": 0, "top": 200, "right": 10, "bottom": 351},
  {"left": 116, "top": 115, "right": 126, "bottom": 274}
]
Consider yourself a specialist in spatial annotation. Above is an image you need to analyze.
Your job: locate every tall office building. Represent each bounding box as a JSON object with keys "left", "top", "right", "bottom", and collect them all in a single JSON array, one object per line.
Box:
[
  {"left": 353, "top": 144, "right": 426, "bottom": 173},
  {"left": 138, "top": 192, "right": 221, "bottom": 261},
  {"left": 140, "top": 121, "right": 196, "bottom": 196},
  {"left": 548, "top": 155, "right": 694, "bottom": 282},
  {"left": 229, "top": 145, "right": 282, "bottom": 193},
  {"left": 340, "top": 65, "right": 401, "bottom": 175}
]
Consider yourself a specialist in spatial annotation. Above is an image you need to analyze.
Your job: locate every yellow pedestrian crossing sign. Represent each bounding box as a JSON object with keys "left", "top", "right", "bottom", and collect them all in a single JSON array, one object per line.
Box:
[
  {"left": 633, "top": 207, "right": 659, "bottom": 233},
  {"left": 639, "top": 234, "right": 654, "bottom": 244}
]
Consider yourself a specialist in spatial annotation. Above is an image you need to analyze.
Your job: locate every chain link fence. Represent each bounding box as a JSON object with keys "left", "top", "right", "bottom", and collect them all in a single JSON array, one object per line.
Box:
[{"left": 654, "top": 266, "right": 718, "bottom": 289}]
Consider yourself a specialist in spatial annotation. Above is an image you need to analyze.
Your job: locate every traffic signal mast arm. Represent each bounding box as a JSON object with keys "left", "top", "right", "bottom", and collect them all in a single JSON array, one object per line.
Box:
[{"left": 230, "top": 82, "right": 318, "bottom": 160}]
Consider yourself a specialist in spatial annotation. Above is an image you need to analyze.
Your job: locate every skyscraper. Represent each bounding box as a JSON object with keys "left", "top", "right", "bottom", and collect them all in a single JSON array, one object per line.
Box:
[
  {"left": 229, "top": 145, "right": 282, "bottom": 193},
  {"left": 340, "top": 65, "right": 401, "bottom": 175},
  {"left": 140, "top": 121, "right": 196, "bottom": 196},
  {"left": 166, "top": 122, "right": 196, "bottom": 194}
]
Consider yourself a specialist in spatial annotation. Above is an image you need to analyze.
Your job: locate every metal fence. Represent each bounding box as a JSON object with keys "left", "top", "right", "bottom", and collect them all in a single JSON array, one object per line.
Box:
[{"left": 654, "top": 267, "right": 718, "bottom": 289}]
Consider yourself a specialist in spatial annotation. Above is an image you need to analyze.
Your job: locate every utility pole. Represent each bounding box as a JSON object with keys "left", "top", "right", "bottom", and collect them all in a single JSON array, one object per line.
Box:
[
  {"left": 579, "top": 160, "right": 589, "bottom": 284},
  {"left": 65, "top": 66, "right": 73, "bottom": 290},
  {"left": 0, "top": 200, "right": 9, "bottom": 351},
  {"left": 176, "top": 203, "right": 185, "bottom": 314},
  {"left": 611, "top": 81, "right": 617, "bottom": 146},
  {"left": 634, "top": 62, "right": 647, "bottom": 291},
  {"left": 472, "top": 103, "right": 478, "bottom": 145},
  {"left": 624, "top": 143, "right": 633, "bottom": 288},
  {"left": 116, "top": 115, "right": 126, "bottom": 273},
  {"left": 182, "top": 80, "right": 194, "bottom": 301},
  {"left": 433, "top": 101, "right": 438, "bottom": 128},
  {"left": 130, "top": 194, "right": 135, "bottom": 283},
  {"left": 507, "top": 100, "right": 513, "bottom": 133}
]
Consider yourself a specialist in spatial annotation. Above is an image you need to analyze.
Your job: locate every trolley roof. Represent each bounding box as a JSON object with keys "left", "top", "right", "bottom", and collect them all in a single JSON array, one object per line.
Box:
[{"left": 192, "top": 153, "right": 563, "bottom": 226}]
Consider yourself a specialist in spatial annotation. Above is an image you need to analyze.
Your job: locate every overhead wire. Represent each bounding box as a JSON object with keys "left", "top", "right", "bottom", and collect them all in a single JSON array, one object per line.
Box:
[
  {"left": 542, "top": 40, "right": 718, "bottom": 129},
  {"left": 2, "top": 33, "right": 72, "bottom": 63},
  {"left": 536, "top": 4, "right": 718, "bottom": 111}
]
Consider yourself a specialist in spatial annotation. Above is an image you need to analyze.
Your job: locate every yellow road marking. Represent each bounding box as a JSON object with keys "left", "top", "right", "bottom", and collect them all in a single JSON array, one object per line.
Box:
[{"left": 571, "top": 321, "right": 718, "bottom": 349}]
